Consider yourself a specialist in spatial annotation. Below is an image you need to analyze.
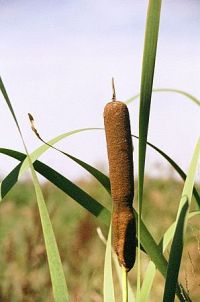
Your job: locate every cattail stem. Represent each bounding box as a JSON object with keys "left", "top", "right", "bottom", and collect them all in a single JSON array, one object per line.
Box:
[
  {"left": 136, "top": 222, "right": 141, "bottom": 300},
  {"left": 122, "top": 266, "right": 128, "bottom": 302}
]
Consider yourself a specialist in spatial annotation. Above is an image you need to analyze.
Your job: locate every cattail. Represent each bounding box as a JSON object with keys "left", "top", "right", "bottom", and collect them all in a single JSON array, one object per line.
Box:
[{"left": 104, "top": 79, "right": 136, "bottom": 271}]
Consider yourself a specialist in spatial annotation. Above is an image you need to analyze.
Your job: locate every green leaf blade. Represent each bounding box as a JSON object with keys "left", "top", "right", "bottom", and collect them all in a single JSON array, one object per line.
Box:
[
  {"left": 31, "top": 168, "right": 69, "bottom": 302},
  {"left": 103, "top": 225, "right": 115, "bottom": 302},
  {"left": 137, "top": 2, "right": 162, "bottom": 296},
  {"left": 126, "top": 88, "right": 200, "bottom": 107},
  {"left": 138, "top": 0, "right": 162, "bottom": 213},
  {"left": 140, "top": 261, "right": 156, "bottom": 302}
]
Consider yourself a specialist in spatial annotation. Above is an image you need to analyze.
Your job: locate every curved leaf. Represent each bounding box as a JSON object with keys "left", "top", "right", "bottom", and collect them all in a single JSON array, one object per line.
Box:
[
  {"left": 0, "top": 77, "right": 21, "bottom": 133},
  {"left": 126, "top": 89, "right": 200, "bottom": 107}
]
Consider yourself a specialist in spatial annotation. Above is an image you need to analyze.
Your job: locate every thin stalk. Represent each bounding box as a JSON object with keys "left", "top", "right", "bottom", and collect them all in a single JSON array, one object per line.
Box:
[
  {"left": 136, "top": 241, "right": 141, "bottom": 301},
  {"left": 122, "top": 266, "right": 128, "bottom": 302}
]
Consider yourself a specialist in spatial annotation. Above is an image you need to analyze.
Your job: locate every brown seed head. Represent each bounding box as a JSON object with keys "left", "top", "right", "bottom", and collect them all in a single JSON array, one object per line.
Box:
[
  {"left": 104, "top": 101, "right": 134, "bottom": 207},
  {"left": 104, "top": 100, "right": 136, "bottom": 271}
]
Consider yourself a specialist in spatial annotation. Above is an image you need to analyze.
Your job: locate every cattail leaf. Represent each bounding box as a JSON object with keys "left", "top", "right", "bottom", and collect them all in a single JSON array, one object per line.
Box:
[
  {"left": 0, "top": 77, "right": 21, "bottom": 133},
  {"left": 126, "top": 88, "right": 200, "bottom": 107},
  {"left": 138, "top": 0, "right": 162, "bottom": 215},
  {"left": 163, "top": 139, "right": 200, "bottom": 302},
  {"left": 0, "top": 77, "right": 69, "bottom": 302},
  {"left": 33, "top": 160, "right": 111, "bottom": 222},
  {"left": 27, "top": 125, "right": 111, "bottom": 193},
  {"left": 137, "top": 1, "right": 162, "bottom": 296},
  {"left": 163, "top": 199, "right": 189, "bottom": 302},
  {"left": 103, "top": 224, "right": 115, "bottom": 302},
  {"left": 153, "top": 89, "right": 200, "bottom": 106},
  {"left": 28, "top": 166, "right": 69, "bottom": 302},
  {"left": 140, "top": 261, "right": 156, "bottom": 302},
  {"left": 62, "top": 151, "right": 111, "bottom": 193}
]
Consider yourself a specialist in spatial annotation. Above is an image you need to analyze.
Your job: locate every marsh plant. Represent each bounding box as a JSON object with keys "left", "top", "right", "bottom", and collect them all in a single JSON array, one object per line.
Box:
[{"left": 0, "top": 1, "right": 200, "bottom": 301}]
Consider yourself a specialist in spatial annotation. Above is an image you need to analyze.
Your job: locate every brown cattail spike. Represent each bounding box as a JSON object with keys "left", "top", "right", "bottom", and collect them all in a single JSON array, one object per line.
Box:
[{"left": 104, "top": 97, "right": 136, "bottom": 271}]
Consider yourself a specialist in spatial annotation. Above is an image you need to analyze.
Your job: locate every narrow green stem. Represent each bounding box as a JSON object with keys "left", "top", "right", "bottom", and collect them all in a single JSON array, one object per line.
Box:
[
  {"left": 122, "top": 266, "right": 128, "bottom": 302},
  {"left": 136, "top": 211, "right": 141, "bottom": 301}
]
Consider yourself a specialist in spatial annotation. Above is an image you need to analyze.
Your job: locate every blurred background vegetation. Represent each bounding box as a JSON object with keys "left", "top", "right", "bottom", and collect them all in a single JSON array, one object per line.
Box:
[{"left": 0, "top": 175, "right": 199, "bottom": 301}]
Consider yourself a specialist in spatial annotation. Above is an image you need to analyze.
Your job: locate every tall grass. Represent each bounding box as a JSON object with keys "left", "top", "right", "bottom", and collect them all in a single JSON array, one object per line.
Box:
[{"left": 0, "top": 0, "right": 200, "bottom": 301}]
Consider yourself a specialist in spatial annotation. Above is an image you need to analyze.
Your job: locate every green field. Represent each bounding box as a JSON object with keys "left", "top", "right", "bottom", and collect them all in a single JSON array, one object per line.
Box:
[{"left": 0, "top": 177, "right": 199, "bottom": 301}]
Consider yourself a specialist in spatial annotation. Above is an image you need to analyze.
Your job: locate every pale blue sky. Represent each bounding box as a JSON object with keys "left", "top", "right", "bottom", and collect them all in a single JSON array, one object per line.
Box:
[{"left": 0, "top": 0, "right": 200, "bottom": 180}]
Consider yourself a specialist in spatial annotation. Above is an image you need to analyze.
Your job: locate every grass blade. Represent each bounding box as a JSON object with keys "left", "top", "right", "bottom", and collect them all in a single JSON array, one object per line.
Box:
[
  {"left": 0, "top": 77, "right": 21, "bottom": 133},
  {"left": 163, "top": 139, "right": 200, "bottom": 302},
  {"left": 153, "top": 89, "right": 200, "bottom": 106},
  {"left": 126, "top": 88, "right": 200, "bottom": 107},
  {"left": 29, "top": 166, "right": 69, "bottom": 302},
  {"left": 138, "top": 0, "right": 162, "bottom": 214},
  {"left": 0, "top": 77, "right": 69, "bottom": 301},
  {"left": 103, "top": 224, "right": 115, "bottom": 302},
  {"left": 163, "top": 198, "right": 189, "bottom": 302},
  {"left": 137, "top": 1, "right": 162, "bottom": 298},
  {"left": 29, "top": 125, "right": 111, "bottom": 193},
  {"left": 140, "top": 261, "right": 156, "bottom": 302}
]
